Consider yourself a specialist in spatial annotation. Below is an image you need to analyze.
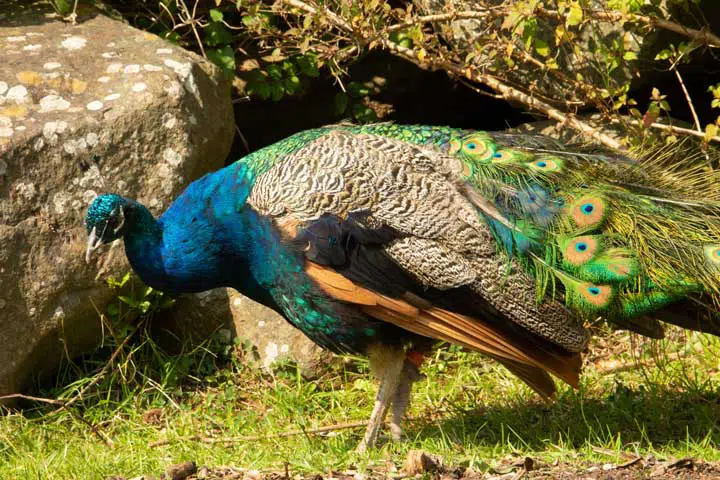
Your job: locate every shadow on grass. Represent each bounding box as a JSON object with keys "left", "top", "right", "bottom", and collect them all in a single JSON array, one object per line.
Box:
[{"left": 407, "top": 383, "right": 720, "bottom": 451}]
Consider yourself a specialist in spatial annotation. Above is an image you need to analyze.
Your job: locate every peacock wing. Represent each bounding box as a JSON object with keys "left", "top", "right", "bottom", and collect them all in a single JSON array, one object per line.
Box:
[{"left": 247, "top": 129, "right": 587, "bottom": 394}]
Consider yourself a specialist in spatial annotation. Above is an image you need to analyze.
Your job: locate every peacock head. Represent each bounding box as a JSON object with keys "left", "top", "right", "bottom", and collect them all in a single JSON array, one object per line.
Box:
[{"left": 85, "top": 194, "right": 129, "bottom": 262}]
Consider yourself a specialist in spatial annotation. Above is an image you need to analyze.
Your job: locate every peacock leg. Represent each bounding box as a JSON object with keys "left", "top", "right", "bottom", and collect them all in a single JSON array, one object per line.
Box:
[
  {"left": 389, "top": 357, "right": 425, "bottom": 441},
  {"left": 357, "top": 345, "right": 405, "bottom": 454}
]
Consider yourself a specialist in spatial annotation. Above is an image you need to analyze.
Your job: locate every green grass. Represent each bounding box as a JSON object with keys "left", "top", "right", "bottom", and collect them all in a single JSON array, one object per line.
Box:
[{"left": 1, "top": 321, "right": 720, "bottom": 479}]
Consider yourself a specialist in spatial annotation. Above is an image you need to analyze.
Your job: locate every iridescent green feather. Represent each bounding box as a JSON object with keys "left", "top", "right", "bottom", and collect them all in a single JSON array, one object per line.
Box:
[{"left": 391, "top": 127, "right": 720, "bottom": 325}]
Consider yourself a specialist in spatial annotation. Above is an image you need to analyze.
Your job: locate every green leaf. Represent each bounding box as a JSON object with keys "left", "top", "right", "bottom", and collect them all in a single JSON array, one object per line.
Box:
[
  {"left": 296, "top": 54, "right": 320, "bottom": 77},
  {"left": 207, "top": 46, "right": 236, "bottom": 78},
  {"left": 654, "top": 48, "right": 673, "bottom": 61},
  {"left": 204, "top": 22, "right": 233, "bottom": 47},
  {"left": 209, "top": 8, "right": 224, "bottom": 22},
  {"left": 535, "top": 39, "right": 550, "bottom": 57},
  {"left": 705, "top": 123, "right": 718, "bottom": 142},
  {"left": 270, "top": 84, "right": 284, "bottom": 102},
  {"left": 50, "top": 0, "right": 73, "bottom": 15},
  {"left": 334, "top": 92, "right": 349, "bottom": 115},
  {"left": 248, "top": 79, "right": 271, "bottom": 100},
  {"left": 266, "top": 64, "right": 283, "bottom": 81},
  {"left": 284, "top": 76, "right": 300, "bottom": 95},
  {"left": 566, "top": 3, "right": 583, "bottom": 27},
  {"left": 623, "top": 51, "right": 638, "bottom": 61}
]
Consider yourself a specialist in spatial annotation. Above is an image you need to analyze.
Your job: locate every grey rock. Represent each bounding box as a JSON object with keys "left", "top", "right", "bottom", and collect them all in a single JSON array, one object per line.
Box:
[
  {"left": 0, "top": 2, "right": 234, "bottom": 398},
  {"left": 159, "top": 288, "right": 335, "bottom": 379}
]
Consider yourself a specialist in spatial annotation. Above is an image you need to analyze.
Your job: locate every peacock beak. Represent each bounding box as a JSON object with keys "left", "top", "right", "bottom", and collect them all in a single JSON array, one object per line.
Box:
[{"left": 85, "top": 226, "right": 101, "bottom": 264}]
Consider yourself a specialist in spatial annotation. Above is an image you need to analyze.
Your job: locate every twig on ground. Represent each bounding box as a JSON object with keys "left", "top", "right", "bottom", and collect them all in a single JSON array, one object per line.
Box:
[
  {"left": 149, "top": 420, "right": 376, "bottom": 448},
  {"left": 0, "top": 393, "right": 64, "bottom": 405},
  {"left": 0, "top": 393, "right": 114, "bottom": 447}
]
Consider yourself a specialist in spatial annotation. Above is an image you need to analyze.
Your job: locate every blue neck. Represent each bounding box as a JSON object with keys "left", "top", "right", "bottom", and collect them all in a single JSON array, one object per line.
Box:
[{"left": 122, "top": 162, "right": 277, "bottom": 306}]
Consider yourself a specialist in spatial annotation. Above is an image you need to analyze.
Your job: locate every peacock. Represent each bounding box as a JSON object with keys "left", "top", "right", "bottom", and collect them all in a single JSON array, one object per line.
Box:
[{"left": 85, "top": 124, "right": 720, "bottom": 452}]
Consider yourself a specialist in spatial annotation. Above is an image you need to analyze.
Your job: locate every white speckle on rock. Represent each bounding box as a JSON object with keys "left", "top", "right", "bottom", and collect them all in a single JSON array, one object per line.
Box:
[
  {"left": 0, "top": 159, "right": 7, "bottom": 176},
  {"left": 106, "top": 63, "right": 123, "bottom": 74},
  {"left": 280, "top": 344, "right": 289, "bottom": 354},
  {"left": 0, "top": 127, "right": 12, "bottom": 137},
  {"left": 117, "top": 180, "right": 127, "bottom": 191},
  {"left": 63, "top": 137, "right": 87, "bottom": 154},
  {"left": 27, "top": 32, "right": 44, "bottom": 37},
  {"left": 7, "top": 36, "right": 26, "bottom": 42},
  {"left": 33, "top": 137, "right": 45, "bottom": 151},
  {"left": 143, "top": 64, "right": 163, "bottom": 72},
  {"left": 97, "top": 76, "right": 111, "bottom": 83},
  {"left": 0, "top": 81, "right": 7, "bottom": 95},
  {"left": 156, "top": 48, "right": 173, "bottom": 55},
  {"left": 43, "top": 61, "right": 62, "bottom": 70},
  {"left": 188, "top": 114, "right": 198, "bottom": 125},
  {"left": 163, "top": 148, "right": 182, "bottom": 166},
  {"left": 29, "top": 307, "right": 36, "bottom": 316},
  {"left": 104, "top": 93, "right": 121, "bottom": 101},
  {"left": 52, "top": 306, "right": 65, "bottom": 320},
  {"left": 53, "top": 191, "right": 71, "bottom": 214},
  {"left": 23, "top": 44, "right": 41, "bottom": 51},
  {"left": 123, "top": 64, "right": 140, "bottom": 74},
  {"left": 15, "top": 125, "right": 26, "bottom": 132},
  {"left": 165, "top": 82, "right": 182, "bottom": 100},
  {"left": 162, "top": 113, "right": 177, "bottom": 129},
  {"left": 0, "top": 116, "right": 10, "bottom": 128},
  {"left": 101, "top": 52, "right": 119, "bottom": 59},
  {"left": 39, "top": 94, "right": 71, "bottom": 113},
  {"left": 6, "top": 85, "right": 29, "bottom": 104},
  {"left": 156, "top": 162, "right": 171, "bottom": 177},
  {"left": 258, "top": 320, "right": 266, "bottom": 328},
  {"left": 43, "top": 120, "right": 68, "bottom": 137},
  {"left": 264, "top": 342, "right": 278, "bottom": 366},
  {"left": 163, "top": 59, "right": 201, "bottom": 105},
  {"left": 149, "top": 198, "right": 161, "bottom": 209},
  {"left": 61, "top": 36, "right": 87, "bottom": 50},
  {"left": 15, "top": 182, "right": 37, "bottom": 200},
  {"left": 86, "top": 100, "right": 104, "bottom": 111},
  {"left": 79, "top": 165, "right": 104, "bottom": 189},
  {"left": 107, "top": 42, "right": 116, "bottom": 47},
  {"left": 232, "top": 297, "right": 243, "bottom": 307},
  {"left": 85, "top": 132, "right": 99, "bottom": 146},
  {"left": 132, "top": 82, "right": 147, "bottom": 92},
  {"left": 82, "top": 190, "right": 98, "bottom": 205}
]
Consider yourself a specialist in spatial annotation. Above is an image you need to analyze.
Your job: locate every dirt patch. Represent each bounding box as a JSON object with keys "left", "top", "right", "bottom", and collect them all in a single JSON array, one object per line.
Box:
[{"left": 109, "top": 454, "right": 720, "bottom": 480}]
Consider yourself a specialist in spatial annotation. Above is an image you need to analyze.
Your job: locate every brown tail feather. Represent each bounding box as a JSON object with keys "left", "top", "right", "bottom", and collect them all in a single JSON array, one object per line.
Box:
[{"left": 305, "top": 261, "right": 582, "bottom": 391}]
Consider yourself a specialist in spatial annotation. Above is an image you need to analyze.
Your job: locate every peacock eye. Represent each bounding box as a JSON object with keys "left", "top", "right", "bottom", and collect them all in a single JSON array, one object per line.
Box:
[
  {"left": 576, "top": 242, "right": 588, "bottom": 252},
  {"left": 588, "top": 286, "right": 601, "bottom": 296},
  {"left": 467, "top": 143, "right": 476, "bottom": 150},
  {"left": 581, "top": 203, "right": 594, "bottom": 214}
]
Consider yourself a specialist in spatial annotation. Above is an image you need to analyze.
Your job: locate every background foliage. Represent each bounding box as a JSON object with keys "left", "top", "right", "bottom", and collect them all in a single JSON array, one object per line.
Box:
[{"left": 53, "top": 0, "right": 720, "bottom": 154}]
